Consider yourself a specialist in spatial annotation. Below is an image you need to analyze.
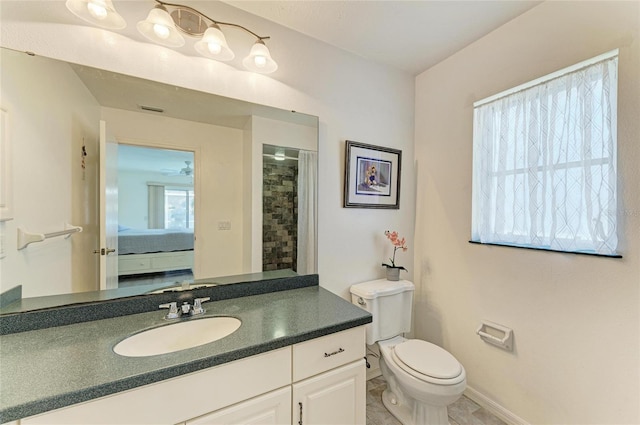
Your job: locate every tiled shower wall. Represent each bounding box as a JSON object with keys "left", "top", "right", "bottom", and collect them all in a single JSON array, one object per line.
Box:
[{"left": 263, "top": 161, "right": 298, "bottom": 271}]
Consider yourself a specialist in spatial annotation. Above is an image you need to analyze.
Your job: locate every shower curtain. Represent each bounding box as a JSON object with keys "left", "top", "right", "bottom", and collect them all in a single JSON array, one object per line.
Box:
[{"left": 297, "top": 150, "right": 318, "bottom": 274}]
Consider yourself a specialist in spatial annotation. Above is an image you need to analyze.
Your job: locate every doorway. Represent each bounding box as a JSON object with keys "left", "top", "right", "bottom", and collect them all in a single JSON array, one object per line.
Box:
[
  {"left": 262, "top": 145, "right": 299, "bottom": 272},
  {"left": 116, "top": 144, "right": 195, "bottom": 288}
]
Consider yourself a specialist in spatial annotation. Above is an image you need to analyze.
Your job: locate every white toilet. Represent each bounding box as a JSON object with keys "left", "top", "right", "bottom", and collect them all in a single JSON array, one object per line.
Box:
[{"left": 350, "top": 279, "right": 466, "bottom": 425}]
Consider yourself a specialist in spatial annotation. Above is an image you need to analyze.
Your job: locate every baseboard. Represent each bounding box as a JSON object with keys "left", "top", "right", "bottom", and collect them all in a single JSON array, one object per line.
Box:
[
  {"left": 366, "top": 367, "right": 382, "bottom": 381},
  {"left": 464, "top": 386, "right": 530, "bottom": 425}
]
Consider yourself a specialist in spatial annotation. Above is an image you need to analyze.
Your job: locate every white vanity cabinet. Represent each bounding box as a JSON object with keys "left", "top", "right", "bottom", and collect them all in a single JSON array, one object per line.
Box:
[
  {"left": 292, "top": 361, "right": 365, "bottom": 425},
  {"left": 21, "top": 347, "right": 292, "bottom": 425},
  {"left": 20, "top": 326, "right": 366, "bottom": 425},
  {"left": 185, "top": 387, "right": 292, "bottom": 425},
  {"left": 291, "top": 326, "right": 366, "bottom": 425}
]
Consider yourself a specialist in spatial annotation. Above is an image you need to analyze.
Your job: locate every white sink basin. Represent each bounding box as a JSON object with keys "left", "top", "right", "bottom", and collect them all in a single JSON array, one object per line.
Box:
[{"left": 113, "top": 317, "right": 241, "bottom": 357}]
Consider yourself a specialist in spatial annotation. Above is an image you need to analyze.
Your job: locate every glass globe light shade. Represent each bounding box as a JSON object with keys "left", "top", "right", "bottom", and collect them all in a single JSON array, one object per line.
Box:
[
  {"left": 194, "top": 25, "right": 235, "bottom": 61},
  {"left": 136, "top": 6, "right": 185, "bottom": 48},
  {"left": 242, "top": 40, "right": 278, "bottom": 74},
  {"left": 65, "top": 0, "right": 126, "bottom": 29}
]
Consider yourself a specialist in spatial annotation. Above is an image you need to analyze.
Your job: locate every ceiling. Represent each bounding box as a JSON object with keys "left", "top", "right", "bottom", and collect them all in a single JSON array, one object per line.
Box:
[
  {"left": 118, "top": 144, "right": 195, "bottom": 175},
  {"left": 223, "top": 1, "right": 542, "bottom": 75},
  {"left": 69, "top": 61, "right": 317, "bottom": 129},
  {"left": 118, "top": 136, "right": 298, "bottom": 175}
]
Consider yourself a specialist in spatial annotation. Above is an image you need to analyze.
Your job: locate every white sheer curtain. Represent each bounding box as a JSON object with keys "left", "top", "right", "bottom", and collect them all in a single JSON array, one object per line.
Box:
[
  {"left": 472, "top": 54, "right": 618, "bottom": 255},
  {"left": 148, "top": 184, "right": 165, "bottom": 229},
  {"left": 297, "top": 150, "right": 318, "bottom": 274}
]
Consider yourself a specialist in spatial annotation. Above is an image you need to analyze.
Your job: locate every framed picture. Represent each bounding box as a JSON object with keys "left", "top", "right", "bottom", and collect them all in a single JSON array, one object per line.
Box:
[{"left": 343, "top": 140, "right": 402, "bottom": 209}]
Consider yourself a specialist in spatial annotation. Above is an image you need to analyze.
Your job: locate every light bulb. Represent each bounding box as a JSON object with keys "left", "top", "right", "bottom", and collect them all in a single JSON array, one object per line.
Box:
[
  {"left": 66, "top": 0, "right": 126, "bottom": 29},
  {"left": 153, "top": 23, "right": 170, "bottom": 39},
  {"left": 194, "top": 24, "right": 234, "bottom": 61},
  {"left": 87, "top": 1, "right": 107, "bottom": 19},
  {"left": 243, "top": 40, "right": 277, "bottom": 74},
  {"left": 254, "top": 55, "right": 267, "bottom": 68},
  {"left": 208, "top": 42, "right": 222, "bottom": 55},
  {"left": 136, "top": 5, "right": 185, "bottom": 47}
]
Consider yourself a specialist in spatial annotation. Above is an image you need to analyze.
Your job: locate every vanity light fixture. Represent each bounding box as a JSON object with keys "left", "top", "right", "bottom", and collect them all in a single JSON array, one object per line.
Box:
[
  {"left": 65, "top": 0, "right": 126, "bottom": 30},
  {"left": 137, "top": 4, "right": 185, "bottom": 48},
  {"left": 144, "top": 0, "right": 278, "bottom": 74},
  {"left": 65, "top": 0, "right": 278, "bottom": 74},
  {"left": 140, "top": 0, "right": 277, "bottom": 73}
]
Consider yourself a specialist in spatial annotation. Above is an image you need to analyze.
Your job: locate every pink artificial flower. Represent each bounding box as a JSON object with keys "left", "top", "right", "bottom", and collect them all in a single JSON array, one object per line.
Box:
[{"left": 383, "top": 230, "right": 409, "bottom": 269}]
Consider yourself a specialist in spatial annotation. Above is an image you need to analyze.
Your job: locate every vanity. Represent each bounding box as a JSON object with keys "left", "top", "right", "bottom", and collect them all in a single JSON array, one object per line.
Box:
[{"left": 0, "top": 283, "right": 372, "bottom": 424}]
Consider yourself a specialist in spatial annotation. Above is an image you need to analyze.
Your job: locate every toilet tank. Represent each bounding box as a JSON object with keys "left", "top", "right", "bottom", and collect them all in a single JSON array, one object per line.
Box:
[{"left": 350, "top": 279, "right": 414, "bottom": 345}]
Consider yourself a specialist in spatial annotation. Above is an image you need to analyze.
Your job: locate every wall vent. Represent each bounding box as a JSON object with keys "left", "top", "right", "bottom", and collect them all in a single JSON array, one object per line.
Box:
[{"left": 139, "top": 105, "right": 164, "bottom": 113}]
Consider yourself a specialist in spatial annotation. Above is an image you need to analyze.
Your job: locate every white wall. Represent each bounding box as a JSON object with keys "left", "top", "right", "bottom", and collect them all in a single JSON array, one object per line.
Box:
[
  {"left": 0, "top": 1, "right": 415, "bottom": 299},
  {"left": 118, "top": 169, "right": 193, "bottom": 230},
  {"left": 252, "top": 116, "right": 318, "bottom": 152},
  {"left": 414, "top": 2, "right": 639, "bottom": 423},
  {"left": 0, "top": 51, "right": 100, "bottom": 298},
  {"left": 102, "top": 107, "right": 245, "bottom": 279}
]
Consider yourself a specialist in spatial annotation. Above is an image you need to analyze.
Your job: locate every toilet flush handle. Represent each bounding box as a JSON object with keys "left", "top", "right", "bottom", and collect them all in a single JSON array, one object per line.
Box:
[{"left": 357, "top": 297, "right": 366, "bottom": 306}]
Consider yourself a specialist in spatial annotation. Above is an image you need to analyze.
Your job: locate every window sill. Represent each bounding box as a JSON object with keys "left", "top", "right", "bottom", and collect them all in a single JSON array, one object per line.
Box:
[{"left": 468, "top": 240, "right": 622, "bottom": 258}]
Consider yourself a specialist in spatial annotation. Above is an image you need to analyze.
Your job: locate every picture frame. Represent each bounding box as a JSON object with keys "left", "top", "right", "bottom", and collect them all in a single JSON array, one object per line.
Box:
[{"left": 343, "top": 140, "right": 401, "bottom": 209}]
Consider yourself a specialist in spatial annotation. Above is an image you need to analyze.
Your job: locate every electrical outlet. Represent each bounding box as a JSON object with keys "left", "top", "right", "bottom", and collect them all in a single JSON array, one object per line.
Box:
[{"left": 217, "top": 221, "right": 231, "bottom": 231}]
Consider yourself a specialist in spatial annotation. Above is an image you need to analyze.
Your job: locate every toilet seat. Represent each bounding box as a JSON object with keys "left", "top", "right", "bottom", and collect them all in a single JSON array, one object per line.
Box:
[{"left": 390, "top": 339, "right": 465, "bottom": 385}]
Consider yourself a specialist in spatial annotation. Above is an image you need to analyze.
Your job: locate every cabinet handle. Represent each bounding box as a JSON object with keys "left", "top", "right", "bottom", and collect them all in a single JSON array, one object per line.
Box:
[
  {"left": 324, "top": 347, "right": 345, "bottom": 358},
  {"left": 298, "top": 402, "right": 303, "bottom": 425}
]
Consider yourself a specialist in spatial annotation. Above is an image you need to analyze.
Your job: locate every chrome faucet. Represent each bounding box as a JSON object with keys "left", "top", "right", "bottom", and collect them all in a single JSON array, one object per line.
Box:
[{"left": 159, "top": 297, "right": 211, "bottom": 319}]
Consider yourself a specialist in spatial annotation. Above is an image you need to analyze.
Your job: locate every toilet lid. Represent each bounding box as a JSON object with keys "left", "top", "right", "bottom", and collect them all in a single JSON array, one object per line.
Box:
[{"left": 394, "top": 339, "right": 462, "bottom": 379}]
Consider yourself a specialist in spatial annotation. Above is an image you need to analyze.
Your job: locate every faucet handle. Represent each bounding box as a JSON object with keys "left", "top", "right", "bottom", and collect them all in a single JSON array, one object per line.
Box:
[
  {"left": 159, "top": 302, "right": 181, "bottom": 319},
  {"left": 191, "top": 297, "right": 211, "bottom": 315},
  {"left": 181, "top": 302, "right": 192, "bottom": 315}
]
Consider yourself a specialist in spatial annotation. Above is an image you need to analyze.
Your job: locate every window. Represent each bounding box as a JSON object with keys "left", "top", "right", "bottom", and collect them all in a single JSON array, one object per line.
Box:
[
  {"left": 165, "top": 188, "right": 195, "bottom": 229},
  {"left": 147, "top": 184, "right": 195, "bottom": 229},
  {"left": 471, "top": 50, "right": 619, "bottom": 256}
]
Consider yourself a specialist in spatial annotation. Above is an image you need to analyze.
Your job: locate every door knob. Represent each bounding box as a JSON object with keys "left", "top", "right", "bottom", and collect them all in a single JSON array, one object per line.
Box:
[{"left": 93, "top": 248, "right": 116, "bottom": 255}]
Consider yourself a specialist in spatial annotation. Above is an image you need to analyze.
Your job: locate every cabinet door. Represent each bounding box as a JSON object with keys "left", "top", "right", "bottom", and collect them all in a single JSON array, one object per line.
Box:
[
  {"left": 292, "top": 360, "right": 365, "bottom": 425},
  {"left": 187, "top": 387, "right": 291, "bottom": 425}
]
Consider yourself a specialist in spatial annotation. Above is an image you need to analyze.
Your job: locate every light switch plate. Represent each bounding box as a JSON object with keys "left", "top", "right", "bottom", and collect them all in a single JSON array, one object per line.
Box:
[{"left": 217, "top": 221, "right": 231, "bottom": 231}]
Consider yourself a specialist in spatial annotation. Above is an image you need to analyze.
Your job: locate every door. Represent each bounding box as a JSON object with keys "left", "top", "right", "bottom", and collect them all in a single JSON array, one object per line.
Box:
[
  {"left": 99, "top": 120, "right": 118, "bottom": 290},
  {"left": 292, "top": 361, "right": 366, "bottom": 425},
  {"left": 186, "top": 387, "right": 291, "bottom": 425}
]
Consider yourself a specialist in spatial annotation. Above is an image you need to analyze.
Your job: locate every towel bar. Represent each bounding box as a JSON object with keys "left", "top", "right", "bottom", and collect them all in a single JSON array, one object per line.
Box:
[{"left": 17, "top": 223, "right": 83, "bottom": 250}]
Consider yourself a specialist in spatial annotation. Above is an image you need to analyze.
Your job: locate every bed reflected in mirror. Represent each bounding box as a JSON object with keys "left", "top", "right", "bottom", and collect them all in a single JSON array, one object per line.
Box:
[{"left": 116, "top": 145, "right": 195, "bottom": 289}]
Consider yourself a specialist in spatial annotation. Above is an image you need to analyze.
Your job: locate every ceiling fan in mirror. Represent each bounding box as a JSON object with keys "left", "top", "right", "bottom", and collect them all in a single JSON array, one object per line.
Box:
[{"left": 162, "top": 160, "right": 193, "bottom": 177}]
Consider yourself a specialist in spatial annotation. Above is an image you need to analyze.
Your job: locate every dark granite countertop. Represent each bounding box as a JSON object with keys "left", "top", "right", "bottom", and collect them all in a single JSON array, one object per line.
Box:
[{"left": 0, "top": 286, "right": 371, "bottom": 423}]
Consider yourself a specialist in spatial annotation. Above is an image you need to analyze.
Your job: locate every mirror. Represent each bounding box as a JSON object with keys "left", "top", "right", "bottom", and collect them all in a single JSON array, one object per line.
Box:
[{"left": 0, "top": 47, "right": 318, "bottom": 314}]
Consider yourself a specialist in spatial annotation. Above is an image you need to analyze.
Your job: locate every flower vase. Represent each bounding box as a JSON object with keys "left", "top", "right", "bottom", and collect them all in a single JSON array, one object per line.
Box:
[{"left": 386, "top": 267, "right": 401, "bottom": 281}]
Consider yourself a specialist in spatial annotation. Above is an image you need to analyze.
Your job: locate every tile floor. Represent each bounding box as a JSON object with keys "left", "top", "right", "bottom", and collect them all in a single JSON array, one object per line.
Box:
[{"left": 366, "top": 376, "right": 507, "bottom": 425}]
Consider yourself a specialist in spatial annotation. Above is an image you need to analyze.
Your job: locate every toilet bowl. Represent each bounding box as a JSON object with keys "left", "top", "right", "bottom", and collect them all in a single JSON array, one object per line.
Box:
[
  {"left": 377, "top": 336, "right": 466, "bottom": 425},
  {"left": 349, "top": 279, "right": 466, "bottom": 425}
]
